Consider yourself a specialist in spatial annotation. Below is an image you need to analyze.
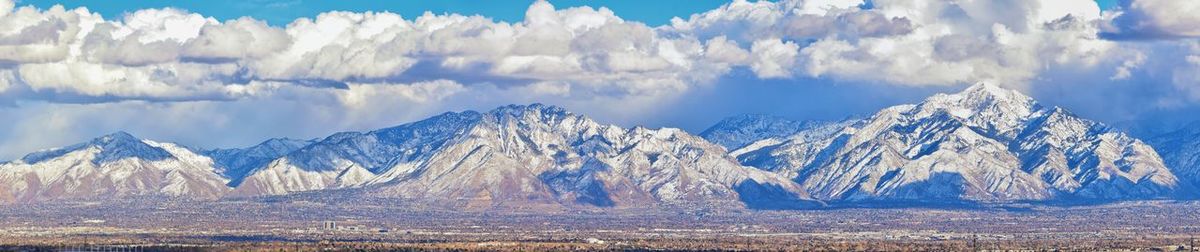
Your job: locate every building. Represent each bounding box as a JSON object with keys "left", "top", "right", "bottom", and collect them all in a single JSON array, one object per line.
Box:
[{"left": 323, "top": 221, "right": 337, "bottom": 230}]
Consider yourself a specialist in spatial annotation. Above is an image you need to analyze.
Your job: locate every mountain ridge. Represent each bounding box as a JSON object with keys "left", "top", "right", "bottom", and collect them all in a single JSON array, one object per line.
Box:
[
  {"left": 1, "top": 85, "right": 1195, "bottom": 208},
  {"left": 0, "top": 103, "right": 815, "bottom": 209},
  {"left": 712, "top": 83, "right": 1185, "bottom": 203}
]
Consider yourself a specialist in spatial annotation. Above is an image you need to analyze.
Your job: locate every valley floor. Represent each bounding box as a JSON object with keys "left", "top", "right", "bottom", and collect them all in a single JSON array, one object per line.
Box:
[{"left": 3, "top": 200, "right": 1200, "bottom": 251}]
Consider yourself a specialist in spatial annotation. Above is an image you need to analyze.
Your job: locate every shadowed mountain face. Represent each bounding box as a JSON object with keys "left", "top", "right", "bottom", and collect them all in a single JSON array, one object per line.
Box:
[
  {"left": 1149, "top": 122, "right": 1200, "bottom": 194},
  {"left": 700, "top": 115, "right": 822, "bottom": 151},
  {"left": 712, "top": 83, "right": 1183, "bottom": 203},
  {"left": 204, "top": 138, "right": 315, "bottom": 185},
  {"left": 0, "top": 84, "right": 1192, "bottom": 209}
]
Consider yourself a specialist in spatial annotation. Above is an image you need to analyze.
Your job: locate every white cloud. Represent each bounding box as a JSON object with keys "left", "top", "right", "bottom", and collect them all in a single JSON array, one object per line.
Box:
[
  {"left": 1111, "top": 51, "right": 1146, "bottom": 80},
  {"left": 703, "top": 36, "right": 750, "bottom": 65},
  {"left": 16, "top": 62, "right": 245, "bottom": 101},
  {"left": 0, "top": 4, "right": 93, "bottom": 64},
  {"left": 181, "top": 17, "right": 289, "bottom": 61},
  {"left": 0, "top": 0, "right": 12, "bottom": 18},
  {"left": 750, "top": 39, "right": 799, "bottom": 78},
  {"left": 1106, "top": 0, "right": 1200, "bottom": 39},
  {"left": 0, "top": 1, "right": 724, "bottom": 103},
  {"left": 0, "top": 69, "right": 14, "bottom": 93},
  {"left": 336, "top": 80, "right": 465, "bottom": 108},
  {"left": 1, "top": 0, "right": 1200, "bottom": 158},
  {"left": 0, "top": 0, "right": 1155, "bottom": 102}
]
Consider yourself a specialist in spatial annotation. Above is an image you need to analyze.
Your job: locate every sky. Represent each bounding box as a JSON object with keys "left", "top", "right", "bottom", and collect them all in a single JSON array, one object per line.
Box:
[
  {"left": 0, "top": 0, "right": 1198, "bottom": 160},
  {"left": 16, "top": 0, "right": 733, "bottom": 27}
]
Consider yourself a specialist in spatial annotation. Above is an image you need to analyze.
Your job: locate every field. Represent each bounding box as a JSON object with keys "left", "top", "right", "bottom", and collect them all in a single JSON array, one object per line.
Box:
[{"left": 3, "top": 199, "right": 1200, "bottom": 251}]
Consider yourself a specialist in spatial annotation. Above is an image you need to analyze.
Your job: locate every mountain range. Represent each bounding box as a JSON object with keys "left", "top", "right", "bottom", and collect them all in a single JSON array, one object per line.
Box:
[
  {"left": 714, "top": 84, "right": 1187, "bottom": 203},
  {"left": 1, "top": 83, "right": 1196, "bottom": 209}
]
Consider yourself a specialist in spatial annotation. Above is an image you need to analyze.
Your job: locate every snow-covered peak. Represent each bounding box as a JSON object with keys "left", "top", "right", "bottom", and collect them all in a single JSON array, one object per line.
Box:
[
  {"left": 19, "top": 131, "right": 172, "bottom": 165},
  {"left": 888, "top": 83, "right": 1046, "bottom": 140},
  {"left": 700, "top": 114, "right": 831, "bottom": 150},
  {"left": 962, "top": 82, "right": 1021, "bottom": 99},
  {"left": 483, "top": 103, "right": 586, "bottom": 127},
  {"left": 92, "top": 131, "right": 139, "bottom": 144},
  {"left": 488, "top": 103, "right": 569, "bottom": 117},
  {"left": 724, "top": 83, "right": 1181, "bottom": 202},
  {"left": 86, "top": 131, "right": 174, "bottom": 164},
  {"left": 0, "top": 132, "right": 232, "bottom": 202},
  {"left": 204, "top": 137, "right": 315, "bottom": 181},
  {"left": 917, "top": 83, "right": 1038, "bottom": 119},
  {"left": 257, "top": 138, "right": 313, "bottom": 152},
  {"left": 373, "top": 110, "right": 483, "bottom": 137},
  {"left": 471, "top": 103, "right": 608, "bottom": 141}
]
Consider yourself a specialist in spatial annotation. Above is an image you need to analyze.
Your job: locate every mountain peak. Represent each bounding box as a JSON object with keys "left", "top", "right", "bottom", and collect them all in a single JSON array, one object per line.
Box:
[
  {"left": 92, "top": 131, "right": 140, "bottom": 145},
  {"left": 488, "top": 103, "right": 570, "bottom": 117},
  {"left": 963, "top": 82, "right": 1004, "bottom": 93},
  {"left": 914, "top": 82, "right": 1038, "bottom": 121},
  {"left": 957, "top": 82, "right": 1028, "bottom": 101},
  {"left": 257, "top": 137, "right": 311, "bottom": 148},
  {"left": 481, "top": 103, "right": 587, "bottom": 128},
  {"left": 700, "top": 114, "right": 809, "bottom": 150},
  {"left": 713, "top": 114, "right": 791, "bottom": 125},
  {"left": 19, "top": 131, "right": 172, "bottom": 165}
]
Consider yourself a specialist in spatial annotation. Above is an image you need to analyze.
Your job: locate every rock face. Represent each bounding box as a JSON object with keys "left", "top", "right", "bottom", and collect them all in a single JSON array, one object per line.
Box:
[
  {"left": 1149, "top": 122, "right": 1200, "bottom": 193},
  {"left": 0, "top": 132, "right": 230, "bottom": 203},
  {"left": 717, "top": 83, "right": 1181, "bottom": 203}
]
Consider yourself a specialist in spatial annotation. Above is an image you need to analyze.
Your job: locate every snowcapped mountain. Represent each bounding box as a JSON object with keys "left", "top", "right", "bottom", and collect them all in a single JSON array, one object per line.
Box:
[
  {"left": 0, "top": 106, "right": 810, "bottom": 209},
  {"left": 226, "top": 104, "right": 814, "bottom": 209},
  {"left": 1, "top": 88, "right": 1191, "bottom": 208},
  {"left": 204, "top": 138, "right": 314, "bottom": 185},
  {"left": 1149, "top": 122, "right": 1200, "bottom": 192},
  {"left": 0, "top": 132, "right": 229, "bottom": 203},
  {"left": 699, "top": 114, "right": 856, "bottom": 151},
  {"left": 725, "top": 83, "right": 1181, "bottom": 203},
  {"left": 228, "top": 110, "right": 482, "bottom": 196}
]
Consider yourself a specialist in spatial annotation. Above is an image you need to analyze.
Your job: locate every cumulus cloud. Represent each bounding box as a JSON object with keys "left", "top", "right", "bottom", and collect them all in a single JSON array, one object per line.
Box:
[
  {"left": 749, "top": 39, "right": 799, "bottom": 78},
  {"left": 0, "top": 0, "right": 1161, "bottom": 102},
  {"left": 669, "top": 0, "right": 1120, "bottom": 86},
  {"left": 2, "top": 0, "right": 1200, "bottom": 159},
  {"left": 1104, "top": 0, "right": 1200, "bottom": 39},
  {"left": 182, "top": 17, "right": 289, "bottom": 61},
  {"left": 336, "top": 80, "right": 466, "bottom": 109},
  {"left": 0, "top": 0, "right": 749, "bottom": 103}
]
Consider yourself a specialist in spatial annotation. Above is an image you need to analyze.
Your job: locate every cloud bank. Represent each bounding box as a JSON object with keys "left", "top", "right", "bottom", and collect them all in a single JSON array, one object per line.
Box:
[{"left": 0, "top": 0, "right": 1198, "bottom": 159}]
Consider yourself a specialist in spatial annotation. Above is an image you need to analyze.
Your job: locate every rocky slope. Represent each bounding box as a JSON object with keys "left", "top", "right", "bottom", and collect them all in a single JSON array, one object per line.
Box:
[{"left": 718, "top": 83, "right": 1181, "bottom": 203}]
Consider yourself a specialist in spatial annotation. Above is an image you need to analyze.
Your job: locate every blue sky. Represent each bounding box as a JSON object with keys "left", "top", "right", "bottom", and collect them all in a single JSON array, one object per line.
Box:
[
  {"left": 0, "top": 0, "right": 1197, "bottom": 160},
  {"left": 19, "top": 0, "right": 732, "bottom": 26},
  {"left": 21, "top": 0, "right": 1121, "bottom": 27}
]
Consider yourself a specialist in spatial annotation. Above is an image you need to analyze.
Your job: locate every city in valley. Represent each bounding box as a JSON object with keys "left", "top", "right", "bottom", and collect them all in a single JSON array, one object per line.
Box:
[{"left": 3, "top": 198, "right": 1200, "bottom": 251}]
